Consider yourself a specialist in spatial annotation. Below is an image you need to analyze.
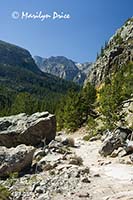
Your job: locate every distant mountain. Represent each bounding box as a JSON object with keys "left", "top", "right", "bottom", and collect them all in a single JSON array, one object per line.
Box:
[
  {"left": 34, "top": 56, "right": 92, "bottom": 85},
  {"left": 34, "top": 56, "right": 46, "bottom": 69},
  {"left": 0, "top": 40, "right": 79, "bottom": 99}
]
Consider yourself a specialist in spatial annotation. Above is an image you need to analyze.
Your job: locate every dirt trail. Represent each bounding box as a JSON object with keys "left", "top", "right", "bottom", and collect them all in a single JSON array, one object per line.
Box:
[{"left": 73, "top": 137, "right": 133, "bottom": 200}]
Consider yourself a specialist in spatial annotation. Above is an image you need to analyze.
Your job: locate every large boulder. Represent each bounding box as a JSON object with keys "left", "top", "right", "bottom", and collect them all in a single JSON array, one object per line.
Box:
[
  {"left": 0, "top": 144, "right": 35, "bottom": 177},
  {"left": 99, "top": 127, "right": 132, "bottom": 156},
  {"left": 0, "top": 112, "right": 56, "bottom": 147}
]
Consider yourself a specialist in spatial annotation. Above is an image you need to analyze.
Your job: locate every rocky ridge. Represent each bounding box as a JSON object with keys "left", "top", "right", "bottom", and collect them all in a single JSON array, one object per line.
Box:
[
  {"left": 0, "top": 40, "right": 40, "bottom": 74},
  {"left": 87, "top": 18, "right": 133, "bottom": 86}
]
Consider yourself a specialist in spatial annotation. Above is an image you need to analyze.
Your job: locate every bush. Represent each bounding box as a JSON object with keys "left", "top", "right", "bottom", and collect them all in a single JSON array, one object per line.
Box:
[
  {"left": 66, "top": 137, "right": 75, "bottom": 147},
  {"left": 0, "top": 184, "right": 11, "bottom": 200},
  {"left": 83, "top": 134, "right": 91, "bottom": 141}
]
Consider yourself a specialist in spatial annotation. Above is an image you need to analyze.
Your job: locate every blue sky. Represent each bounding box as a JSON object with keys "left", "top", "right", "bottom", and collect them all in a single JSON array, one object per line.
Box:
[{"left": 0, "top": 0, "right": 133, "bottom": 62}]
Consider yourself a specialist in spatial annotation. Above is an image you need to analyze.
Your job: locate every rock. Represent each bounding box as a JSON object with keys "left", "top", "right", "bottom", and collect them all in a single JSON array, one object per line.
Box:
[
  {"left": 93, "top": 173, "right": 100, "bottom": 177},
  {"left": 86, "top": 18, "right": 133, "bottom": 86},
  {"left": 0, "top": 112, "right": 56, "bottom": 147},
  {"left": 119, "top": 155, "right": 133, "bottom": 165},
  {"left": 89, "top": 135, "right": 100, "bottom": 142},
  {"left": 129, "top": 154, "right": 133, "bottom": 162},
  {"left": 62, "top": 137, "right": 75, "bottom": 147},
  {"left": 43, "top": 163, "right": 54, "bottom": 171},
  {"left": 69, "top": 155, "right": 83, "bottom": 165},
  {"left": 35, "top": 186, "right": 44, "bottom": 194},
  {"left": 79, "top": 167, "right": 90, "bottom": 175},
  {"left": 81, "top": 177, "right": 91, "bottom": 183},
  {"left": 111, "top": 147, "right": 125, "bottom": 158},
  {"left": 36, "top": 153, "right": 62, "bottom": 172},
  {"left": 78, "top": 193, "right": 90, "bottom": 198},
  {"left": 0, "top": 144, "right": 35, "bottom": 177},
  {"left": 48, "top": 140, "right": 72, "bottom": 154},
  {"left": 74, "top": 167, "right": 90, "bottom": 178},
  {"left": 99, "top": 127, "right": 132, "bottom": 156},
  {"left": 118, "top": 148, "right": 127, "bottom": 157},
  {"left": 99, "top": 140, "right": 120, "bottom": 157},
  {"left": 125, "top": 140, "right": 133, "bottom": 153},
  {"left": 33, "top": 149, "right": 47, "bottom": 160},
  {"left": 32, "top": 182, "right": 40, "bottom": 192},
  {"left": 38, "top": 193, "right": 50, "bottom": 200}
]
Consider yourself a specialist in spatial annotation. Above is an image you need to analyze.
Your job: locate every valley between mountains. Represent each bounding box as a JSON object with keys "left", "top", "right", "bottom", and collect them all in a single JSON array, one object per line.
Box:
[{"left": 0, "top": 18, "right": 133, "bottom": 200}]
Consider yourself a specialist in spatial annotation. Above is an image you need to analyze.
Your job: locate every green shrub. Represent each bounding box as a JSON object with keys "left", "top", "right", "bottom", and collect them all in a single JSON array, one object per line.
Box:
[
  {"left": 0, "top": 184, "right": 11, "bottom": 200},
  {"left": 83, "top": 134, "right": 91, "bottom": 141}
]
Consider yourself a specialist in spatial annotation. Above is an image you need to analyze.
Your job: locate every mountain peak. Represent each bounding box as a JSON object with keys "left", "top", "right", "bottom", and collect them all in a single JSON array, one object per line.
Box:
[{"left": 34, "top": 55, "right": 92, "bottom": 85}]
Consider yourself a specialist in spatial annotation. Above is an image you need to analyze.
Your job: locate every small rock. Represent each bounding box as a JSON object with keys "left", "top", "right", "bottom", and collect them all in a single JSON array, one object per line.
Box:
[
  {"left": 126, "top": 140, "right": 133, "bottom": 153},
  {"left": 75, "top": 171, "right": 80, "bottom": 178},
  {"left": 119, "top": 155, "right": 133, "bottom": 164},
  {"left": 89, "top": 135, "right": 100, "bottom": 142},
  {"left": 69, "top": 155, "right": 83, "bottom": 166},
  {"left": 35, "top": 187, "right": 44, "bottom": 194},
  {"left": 33, "top": 149, "right": 46, "bottom": 160},
  {"left": 56, "top": 188, "right": 62, "bottom": 194},
  {"left": 32, "top": 182, "right": 40, "bottom": 192},
  {"left": 129, "top": 154, "right": 133, "bottom": 162},
  {"left": 111, "top": 147, "right": 124, "bottom": 157},
  {"left": 93, "top": 173, "right": 100, "bottom": 177},
  {"left": 38, "top": 193, "right": 50, "bottom": 200},
  {"left": 80, "top": 167, "right": 90, "bottom": 175},
  {"left": 43, "top": 163, "right": 53, "bottom": 171},
  {"left": 62, "top": 137, "right": 75, "bottom": 147},
  {"left": 78, "top": 193, "right": 90, "bottom": 198},
  {"left": 104, "top": 161, "right": 112, "bottom": 165},
  {"left": 118, "top": 149, "right": 127, "bottom": 157},
  {"left": 81, "top": 177, "right": 91, "bottom": 183}
]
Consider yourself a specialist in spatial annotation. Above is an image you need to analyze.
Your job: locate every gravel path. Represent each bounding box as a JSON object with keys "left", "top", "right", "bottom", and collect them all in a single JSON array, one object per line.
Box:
[{"left": 73, "top": 138, "right": 133, "bottom": 200}]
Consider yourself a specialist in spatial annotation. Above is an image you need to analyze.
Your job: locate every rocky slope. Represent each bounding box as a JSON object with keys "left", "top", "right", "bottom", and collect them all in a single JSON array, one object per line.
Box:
[
  {"left": 34, "top": 56, "right": 92, "bottom": 85},
  {"left": 0, "top": 40, "right": 40, "bottom": 74},
  {"left": 87, "top": 18, "right": 133, "bottom": 86}
]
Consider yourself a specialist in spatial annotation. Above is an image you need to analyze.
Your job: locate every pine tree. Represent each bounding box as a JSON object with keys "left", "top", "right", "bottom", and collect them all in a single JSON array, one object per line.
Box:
[
  {"left": 11, "top": 92, "right": 38, "bottom": 115},
  {"left": 99, "top": 62, "right": 133, "bottom": 129}
]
